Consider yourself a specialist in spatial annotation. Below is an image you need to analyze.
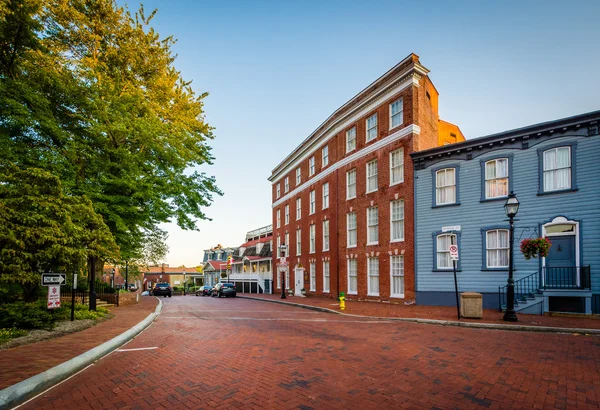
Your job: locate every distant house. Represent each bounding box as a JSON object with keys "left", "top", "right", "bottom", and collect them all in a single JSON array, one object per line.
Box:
[
  {"left": 202, "top": 244, "right": 238, "bottom": 286},
  {"left": 144, "top": 264, "right": 193, "bottom": 289},
  {"left": 411, "top": 110, "right": 600, "bottom": 314}
]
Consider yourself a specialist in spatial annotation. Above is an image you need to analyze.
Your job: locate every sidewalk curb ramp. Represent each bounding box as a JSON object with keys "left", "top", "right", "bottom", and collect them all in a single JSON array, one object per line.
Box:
[
  {"left": 0, "top": 298, "right": 163, "bottom": 410},
  {"left": 237, "top": 295, "right": 600, "bottom": 335}
]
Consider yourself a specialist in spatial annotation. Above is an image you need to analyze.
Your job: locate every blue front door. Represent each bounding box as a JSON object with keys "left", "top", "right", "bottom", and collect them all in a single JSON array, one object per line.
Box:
[{"left": 545, "top": 235, "right": 576, "bottom": 288}]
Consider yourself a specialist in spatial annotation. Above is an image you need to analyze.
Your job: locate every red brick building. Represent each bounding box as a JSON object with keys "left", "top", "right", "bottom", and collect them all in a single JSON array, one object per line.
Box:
[{"left": 269, "top": 54, "right": 464, "bottom": 302}]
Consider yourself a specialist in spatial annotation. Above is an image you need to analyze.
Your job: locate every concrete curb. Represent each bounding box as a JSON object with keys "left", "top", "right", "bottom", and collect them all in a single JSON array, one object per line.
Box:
[
  {"left": 0, "top": 298, "right": 164, "bottom": 410},
  {"left": 237, "top": 295, "right": 600, "bottom": 335}
]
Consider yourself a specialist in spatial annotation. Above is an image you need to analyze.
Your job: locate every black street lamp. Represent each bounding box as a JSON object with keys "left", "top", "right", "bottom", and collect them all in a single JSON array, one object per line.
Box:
[
  {"left": 280, "top": 243, "right": 287, "bottom": 299},
  {"left": 503, "top": 191, "right": 520, "bottom": 322},
  {"left": 183, "top": 269, "right": 187, "bottom": 296},
  {"left": 111, "top": 267, "right": 115, "bottom": 289},
  {"left": 124, "top": 260, "right": 129, "bottom": 291}
]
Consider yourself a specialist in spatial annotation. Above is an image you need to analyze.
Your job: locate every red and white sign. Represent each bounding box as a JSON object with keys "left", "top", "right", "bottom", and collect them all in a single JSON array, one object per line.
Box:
[
  {"left": 47, "top": 285, "right": 61, "bottom": 309},
  {"left": 449, "top": 244, "right": 459, "bottom": 261}
]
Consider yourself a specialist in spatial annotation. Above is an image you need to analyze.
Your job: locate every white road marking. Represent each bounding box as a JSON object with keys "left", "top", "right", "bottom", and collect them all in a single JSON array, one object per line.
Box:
[
  {"left": 159, "top": 316, "right": 393, "bottom": 323},
  {"left": 116, "top": 347, "right": 159, "bottom": 352}
]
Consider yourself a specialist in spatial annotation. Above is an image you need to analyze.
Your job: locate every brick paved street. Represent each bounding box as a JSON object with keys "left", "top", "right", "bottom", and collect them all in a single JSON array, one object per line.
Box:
[{"left": 21, "top": 296, "right": 600, "bottom": 409}]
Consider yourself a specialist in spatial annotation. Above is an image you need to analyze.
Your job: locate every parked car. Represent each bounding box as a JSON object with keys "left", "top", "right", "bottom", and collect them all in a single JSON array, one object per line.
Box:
[
  {"left": 128, "top": 284, "right": 137, "bottom": 291},
  {"left": 195, "top": 285, "right": 213, "bottom": 297},
  {"left": 211, "top": 283, "right": 236, "bottom": 298},
  {"left": 141, "top": 290, "right": 150, "bottom": 296},
  {"left": 152, "top": 283, "right": 172, "bottom": 297}
]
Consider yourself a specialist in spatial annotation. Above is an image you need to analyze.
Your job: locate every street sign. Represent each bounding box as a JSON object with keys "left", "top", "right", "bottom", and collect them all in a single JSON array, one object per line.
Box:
[
  {"left": 449, "top": 244, "right": 459, "bottom": 260},
  {"left": 42, "top": 273, "right": 66, "bottom": 286},
  {"left": 442, "top": 225, "right": 461, "bottom": 232},
  {"left": 47, "top": 285, "right": 61, "bottom": 309}
]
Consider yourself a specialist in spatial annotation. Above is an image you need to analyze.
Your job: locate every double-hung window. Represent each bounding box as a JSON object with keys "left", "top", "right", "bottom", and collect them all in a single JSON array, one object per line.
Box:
[
  {"left": 367, "top": 206, "right": 378, "bottom": 244},
  {"left": 366, "top": 159, "right": 378, "bottom": 193},
  {"left": 543, "top": 147, "right": 571, "bottom": 191},
  {"left": 322, "top": 183, "right": 329, "bottom": 209},
  {"left": 310, "top": 262, "right": 316, "bottom": 292},
  {"left": 323, "top": 220, "right": 330, "bottom": 251},
  {"left": 366, "top": 113, "right": 377, "bottom": 142},
  {"left": 296, "top": 228, "right": 301, "bottom": 256},
  {"left": 309, "top": 190, "right": 316, "bottom": 214},
  {"left": 346, "top": 127, "right": 356, "bottom": 153},
  {"left": 436, "top": 233, "right": 456, "bottom": 269},
  {"left": 285, "top": 232, "right": 289, "bottom": 256},
  {"left": 390, "top": 99, "right": 403, "bottom": 129},
  {"left": 322, "top": 145, "right": 329, "bottom": 167},
  {"left": 435, "top": 168, "right": 456, "bottom": 205},
  {"left": 390, "top": 199, "right": 404, "bottom": 242},
  {"left": 284, "top": 177, "right": 289, "bottom": 193},
  {"left": 486, "top": 229, "right": 509, "bottom": 268},
  {"left": 276, "top": 184, "right": 280, "bottom": 199},
  {"left": 296, "top": 168, "right": 301, "bottom": 186},
  {"left": 276, "top": 209, "right": 280, "bottom": 228},
  {"left": 485, "top": 158, "right": 509, "bottom": 199},
  {"left": 296, "top": 198, "right": 301, "bottom": 220},
  {"left": 347, "top": 169, "right": 356, "bottom": 199},
  {"left": 390, "top": 255, "right": 404, "bottom": 298},
  {"left": 367, "top": 257, "right": 379, "bottom": 296},
  {"left": 390, "top": 148, "right": 404, "bottom": 185},
  {"left": 309, "top": 224, "right": 315, "bottom": 254},
  {"left": 277, "top": 235, "right": 281, "bottom": 259},
  {"left": 284, "top": 205, "right": 289, "bottom": 225},
  {"left": 309, "top": 156, "right": 315, "bottom": 176},
  {"left": 347, "top": 259, "right": 357, "bottom": 294},
  {"left": 323, "top": 261, "right": 330, "bottom": 293},
  {"left": 347, "top": 212, "right": 357, "bottom": 247}
]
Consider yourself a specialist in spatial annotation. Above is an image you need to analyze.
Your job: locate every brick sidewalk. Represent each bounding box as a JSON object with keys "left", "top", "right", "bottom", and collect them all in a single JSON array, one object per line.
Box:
[
  {"left": 242, "top": 293, "right": 600, "bottom": 329},
  {"left": 0, "top": 296, "right": 158, "bottom": 390}
]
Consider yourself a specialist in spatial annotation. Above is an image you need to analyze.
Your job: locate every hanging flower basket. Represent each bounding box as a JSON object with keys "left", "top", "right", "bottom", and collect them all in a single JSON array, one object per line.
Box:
[{"left": 520, "top": 238, "right": 552, "bottom": 260}]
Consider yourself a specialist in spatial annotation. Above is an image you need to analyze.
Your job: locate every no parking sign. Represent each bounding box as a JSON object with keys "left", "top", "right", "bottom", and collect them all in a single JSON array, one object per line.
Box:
[{"left": 449, "top": 244, "right": 459, "bottom": 260}]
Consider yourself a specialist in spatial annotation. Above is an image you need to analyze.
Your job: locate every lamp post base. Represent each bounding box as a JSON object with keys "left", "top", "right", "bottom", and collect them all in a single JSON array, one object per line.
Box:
[{"left": 503, "top": 310, "right": 518, "bottom": 322}]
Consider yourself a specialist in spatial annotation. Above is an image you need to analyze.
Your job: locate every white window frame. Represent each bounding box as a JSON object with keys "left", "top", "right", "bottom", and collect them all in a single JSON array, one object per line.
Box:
[
  {"left": 347, "top": 212, "right": 357, "bottom": 248},
  {"left": 296, "top": 229, "right": 301, "bottom": 256},
  {"left": 276, "top": 184, "right": 280, "bottom": 199},
  {"left": 323, "top": 220, "right": 330, "bottom": 251},
  {"left": 436, "top": 233, "right": 456, "bottom": 269},
  {"left": 322, "top": 145, "right": 329, "bottom": 167},
  {"left": 367, "top": 257, "right": 379, "bottom": 296},
  {"left": 285, "top": 232, "right": 289, "bottom": 257},
  {"left": 309, "top": 190, "right": 316, "bottom": 215},
  {"left": 390, "top": 148, "right": 404, "bottom": 186},
  {"left": 284, "top": 177, "right": 289, "bottom": 193},
  {"left": 310, "top": 262, "right": 316, "bottom": 292},
  {"left": 346, "top": 127, "right": 356, "bottom": 153},
  {"left": 366, "top": 159, "right": 378, "bottom": 193},
  {"left": 276, "top": 209, "right": 281, "bottom": 228},
  {"left": 347, "top": 259, "right": 358, "bottom": 295},
  {"left": 309, "top": 224, "right": 315, "bottom": 254},
  {"left": 486, "top": 229, "right": 509, "bottom": 268},
  {"left": 309, "top": 156, "right": 315, "bottom": 176},
  {"left": 277, "top": 235, "right": 281, "bottom": 259},
  {"left": 322, "top": 183, "right": 329, "bottom": 209},
  {"left": 485, "top": 158, "right": 509, "bottom": 199},
  {"left": 543, "top": 147, "right": 571, "bottom": 192},
  {"left": 390, "top": 255, "right": 404, "bottom": 298},
  {"left": 436, "top": 168, "right": 456, "bottom": 205},
  {"left": 296, "top": 167, "right": 301, "bottom": 186},
  {"left": 367, "top": 206, "right": 379, "bottom": 245},
  {"left": 323, "top": 261, "right": 330, "bottom": 293},
  {"left": 390, "top": 199, "right": 404, "bottom": 242},
  {"left": 284, "top": 205, "right": 289, "bottom": 225},
  {"left": 366, "top": 113, "right": 378, "bottom": 142},
  {"left": 389, "top": 98, "right": 403, "bottom": 129},
  {"left": 346, "top": 169, "right": 356, "bottom": 200},
  {"left": 296, "top": 198, "right": 301, "bottom": 220}
]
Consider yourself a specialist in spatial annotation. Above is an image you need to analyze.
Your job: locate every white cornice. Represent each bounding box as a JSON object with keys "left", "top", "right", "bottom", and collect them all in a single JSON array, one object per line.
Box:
[
  {"left": 271, "top": 124, "right": 420, "bottom": 208},
  {"left": 269, "top": 69, "right": 423, "bottom": 183}
]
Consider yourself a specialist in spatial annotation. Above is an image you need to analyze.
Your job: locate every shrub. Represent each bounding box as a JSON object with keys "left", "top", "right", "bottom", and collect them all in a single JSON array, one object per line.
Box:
[
  {"left": 0, "top": 301, "right": 56, "bottom": 330},
  {"left": 0, "top": 328, "right": 28, "bottom": 344}
]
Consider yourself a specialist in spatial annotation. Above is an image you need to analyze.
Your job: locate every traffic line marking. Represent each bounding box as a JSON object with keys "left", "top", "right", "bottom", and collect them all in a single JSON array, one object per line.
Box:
[{"left": 116, "top": 347, "right": 158, "bottom": 352}]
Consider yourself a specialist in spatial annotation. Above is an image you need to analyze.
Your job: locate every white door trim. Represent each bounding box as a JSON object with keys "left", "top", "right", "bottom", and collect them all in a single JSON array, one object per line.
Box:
[{"left": 541, "top": 216, "right": 579, "bottom": 287}]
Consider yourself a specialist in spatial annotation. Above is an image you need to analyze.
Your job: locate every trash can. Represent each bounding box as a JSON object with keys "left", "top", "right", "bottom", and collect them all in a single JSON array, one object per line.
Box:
[{"left": 460, "top": 292, "right": 483, "bottom": 319}]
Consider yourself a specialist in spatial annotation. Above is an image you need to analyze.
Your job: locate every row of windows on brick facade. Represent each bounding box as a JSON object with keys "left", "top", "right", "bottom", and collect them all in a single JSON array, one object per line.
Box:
[
  {"left": 432, "top": 144, "right": 577, "bottom": 207},
  {"left": 274, "top": 100, "right": 404, "bottom": 200},
  {"left": 276, "top": 199, "right": 404, "bottom": 258},
  {"left": 434, "top": 229, "right": 512, "bottom": 271},
  {"left": 275, "top": 256, "right": 406, "bottom": 298}
]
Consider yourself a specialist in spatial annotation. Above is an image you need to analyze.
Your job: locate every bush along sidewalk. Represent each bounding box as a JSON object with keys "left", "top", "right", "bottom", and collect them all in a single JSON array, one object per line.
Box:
[{"left": 0, "top": 301, "right": 109, "bottom": 343}]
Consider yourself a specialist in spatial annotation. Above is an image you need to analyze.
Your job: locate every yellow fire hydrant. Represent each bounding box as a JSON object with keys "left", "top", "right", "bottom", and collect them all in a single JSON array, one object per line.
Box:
[{"left": 339, "top": 292, "right": 346, "bottom": 311}]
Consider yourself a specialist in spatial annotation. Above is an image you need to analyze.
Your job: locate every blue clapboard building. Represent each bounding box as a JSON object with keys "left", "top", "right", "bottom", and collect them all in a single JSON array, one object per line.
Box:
[{"left": 411, "top": 111, "right": 600, "bottom": 314}]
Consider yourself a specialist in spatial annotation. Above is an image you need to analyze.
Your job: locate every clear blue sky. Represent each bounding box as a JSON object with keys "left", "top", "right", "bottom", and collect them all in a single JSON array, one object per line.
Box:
[{"left": 120, "top": 0, "right": 600, "bottom": 267}]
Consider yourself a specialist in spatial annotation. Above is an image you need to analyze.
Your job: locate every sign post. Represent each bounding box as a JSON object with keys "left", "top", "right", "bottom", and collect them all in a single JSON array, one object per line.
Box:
[
  {"left": 71, "top": 272, "right": 77, "bottom": 321},
  {"left": 449, "top": 242, "right": 460, "bottom": 320},
  {"left": 47, "top": 285, "right": 61, "bottom": 309}
]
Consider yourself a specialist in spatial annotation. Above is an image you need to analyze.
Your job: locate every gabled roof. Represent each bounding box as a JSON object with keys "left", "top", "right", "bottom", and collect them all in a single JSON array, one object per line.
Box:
[{"left": 239, "top": 236, "right": 272, "bottom": 248}]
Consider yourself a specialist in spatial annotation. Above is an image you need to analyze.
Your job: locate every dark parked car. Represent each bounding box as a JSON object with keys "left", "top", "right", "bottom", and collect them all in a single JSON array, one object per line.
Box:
[
  {"left": 211, "top": 283, "right": 236, "bottom": 298},
  {"left": 152, "top": 283, "right": 172, "bottom": 297},
  {"left": 195, "top": 285, "right": 213, "bottom": 296}
]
